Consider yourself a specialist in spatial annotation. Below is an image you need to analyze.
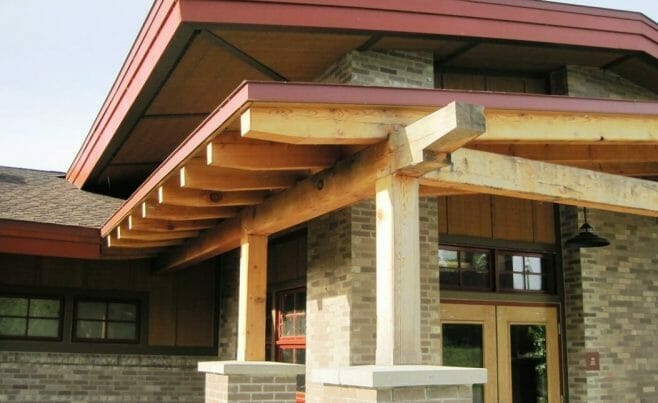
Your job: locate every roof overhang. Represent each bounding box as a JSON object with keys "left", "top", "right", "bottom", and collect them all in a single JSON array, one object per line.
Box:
[
  {"left": 98, "top": 81, "right": 658, "bottom": 266},
  {"left": 67, "top": 0, "right": 658, "bottom": 195}
]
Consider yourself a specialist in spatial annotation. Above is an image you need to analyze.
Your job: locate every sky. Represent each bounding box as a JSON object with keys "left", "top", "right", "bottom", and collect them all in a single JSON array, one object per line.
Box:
[{"left": 0, "top": 0, "right": 656, "bottom": 173}]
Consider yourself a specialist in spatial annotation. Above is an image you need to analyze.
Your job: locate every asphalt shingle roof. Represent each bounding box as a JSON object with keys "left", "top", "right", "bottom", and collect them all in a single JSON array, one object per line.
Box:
[{"left": 0, "top": 166, "right": 123, "bottom": 228}]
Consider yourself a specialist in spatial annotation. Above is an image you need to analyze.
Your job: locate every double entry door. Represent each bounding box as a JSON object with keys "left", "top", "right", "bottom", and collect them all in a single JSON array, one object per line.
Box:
[{"left": 441, "top": 303, "right": 561, "bottom": 403}]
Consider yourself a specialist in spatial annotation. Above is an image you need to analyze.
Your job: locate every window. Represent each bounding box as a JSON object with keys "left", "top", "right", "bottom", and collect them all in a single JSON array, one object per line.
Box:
[
  {"left": 275, "top": 288, "right": 306, "bottom": 364},
  {"left": 497, "top": 252, "right": 554, "bottom": 293},
  {"left": 439, "top": 247, "right": 491, "bottom": 290},
  {"left": 439, "top": 246, "right": 556, "bottom": 294},
  {"left": 73, "top": 299, "right": 139, "bottom": 343},
  {"left": 0, "top": 295, "right": 62, "bottom": 340}
]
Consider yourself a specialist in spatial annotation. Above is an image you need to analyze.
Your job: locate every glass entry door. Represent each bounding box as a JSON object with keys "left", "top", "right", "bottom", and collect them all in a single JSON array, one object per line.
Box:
[{"left": 441, "top": 304, "right": 561, "bottom": 403}]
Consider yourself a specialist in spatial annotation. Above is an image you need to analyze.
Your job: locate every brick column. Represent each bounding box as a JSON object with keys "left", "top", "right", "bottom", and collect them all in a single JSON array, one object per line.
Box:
[{"left": 199, "top": 361, "right": 304, "bottom": 403}]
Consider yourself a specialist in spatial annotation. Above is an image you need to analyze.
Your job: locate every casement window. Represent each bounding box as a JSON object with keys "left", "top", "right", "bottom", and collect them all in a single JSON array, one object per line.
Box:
[
  {"left": 73, "top": 299, "right": 140, "bottom": 343},
  {"left": 439, "top": 246, "right": 556, "bottom": 294},
  {"left": 275, "top": 288, "right": 306, "bottom": 364},
  {"left": 0, "top": 295, "right": 62, "bottom": 340}
]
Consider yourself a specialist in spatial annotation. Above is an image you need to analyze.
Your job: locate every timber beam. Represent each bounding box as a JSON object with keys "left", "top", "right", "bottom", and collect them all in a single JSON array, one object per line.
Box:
[
  {"left": 422, "top": 148, "right": 658, "bottom": 217},
  {"left": 116, "top": 224, "right": 198, "bottom": 241},
  {"left": 158, "top": 101, "right": 485, "bottom": 271}
]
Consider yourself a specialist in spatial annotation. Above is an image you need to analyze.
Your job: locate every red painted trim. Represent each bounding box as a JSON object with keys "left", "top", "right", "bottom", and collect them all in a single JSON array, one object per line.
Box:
[
  {"left": 67, "top": 0, "right": 658, "bottom": 191},
  {"left": 101, "top": 81, "right": 658, "bottom": 236},
  {"left": 179, "top": 1, "right": 657, "bottom": 53},
  {"left": 0, "top": 220, "right": 101, "bottom": 259},
  {"left": 66, "top": 0, "right": 183, "bottom": 188}
]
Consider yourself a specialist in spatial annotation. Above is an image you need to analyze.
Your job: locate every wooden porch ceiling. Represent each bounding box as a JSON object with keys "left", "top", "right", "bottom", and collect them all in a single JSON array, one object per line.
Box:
[{"left": 100, "top": 82, "right": 658, "bottom": 263}]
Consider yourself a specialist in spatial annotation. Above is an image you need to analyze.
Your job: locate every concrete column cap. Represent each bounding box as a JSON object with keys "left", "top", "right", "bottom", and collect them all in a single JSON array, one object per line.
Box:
[
  {"left": 310, "top": 365, "right": 486, "bottom": 388},
  {"left": 198, "top": 360, "right": 305, "bottom": 376}
]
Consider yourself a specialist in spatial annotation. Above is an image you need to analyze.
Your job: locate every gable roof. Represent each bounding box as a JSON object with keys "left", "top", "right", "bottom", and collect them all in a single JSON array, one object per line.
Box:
[{"left": 0, "top": 166, "right": 122, "bottom": 229}]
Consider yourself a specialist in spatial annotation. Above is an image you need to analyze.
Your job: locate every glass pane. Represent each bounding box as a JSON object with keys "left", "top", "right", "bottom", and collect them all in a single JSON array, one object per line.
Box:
[
  {"left": 27, "top": 319, "right": 59, "bottom": 337},
  {"left": 282, "top": 294, "right": 295, "bottom": 312},
  {"left": 510, "top": 325, "right": 548, "bottom": 403},
  {"left": 0, "top": 297, "right": 28, "bottom": 316},
  {"left": 295, "top": 348, "right": 306, "bottom": 364},
  {"left": 513, "top": 273, "right": 525, "bottom": 290},
  {"left": 462, "top": 251, "right": 488, "bottom": 272},
  {"left": 512, "top": 256, "right": 524, "bottom": 272},
  {"left": 526, "top": 274, "right": 543, "bottom": 291},
  {"left": 76, "top": 320, "right": 104, "bottom": 339},
  {"left": 439, "top": 268, "right": 459, "bottom": 286},
  {"left": 0, "top": 317, "right": 26, "bottom": 336},
  {"left": 294, "top": 314, "right": 306, "bottom": 335},
  {"left": 442, "top": 324, "right": 484, "bottom": 368},
  {"left": 29, "top": 299, "right": 60, "bottom": 318},
  {"left": 282, "top": 315, "right": 294, "bottom": 336},
  {"left": 107, "top": 322, "right": 137, "bottom": 340},
  {"left": 443, "top": 324, "right": 485, "bottom": 403},
  {"left": 295, "top": 292, "right": 306, "bottom": 311},
  {"left": 280, "top": 348, "right": 294, "bottom": 363},
  {"left": 499, "top": 272, "right": 513, "bottom": 289},
  {"left": 462, "top": 271, "right": 490, "bottom": 289},
  {"left": 77, "top": 302, "right": 106, "bottom": 320},
  {"left": 108, "top": 303, "right": 137, "bottom": 321},
  {"left": 526, "top": 257, "right": 542, "bottom": 274},
  {"left": 439, "top": 250, "right": 459, "bottom": 269}
]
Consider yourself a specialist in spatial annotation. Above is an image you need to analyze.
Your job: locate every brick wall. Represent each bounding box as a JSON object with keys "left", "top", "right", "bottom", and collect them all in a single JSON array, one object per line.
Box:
[
  {"left": 561, "top": 208, "right": 658, "bottom": 403},
  {"left": 204, "top": 373, "right": 297, "bottom": 403},
  {"left": 0, "top": 351, "right": 207, "bottom": 402},
  {"left": 559, "top": 64, "right": 658, "bottom": 403},
  {"left": 553, "top": 65, "right": 657, "bottom": 99},
  {"left": 318, "top": 384, "right": 472, "bottom": 403},
  {"left": 218, "top": 251, "right": 240, "bottom": 360},
  {"left": 317, "top": 50, "right": 434, "bottom": 88}
]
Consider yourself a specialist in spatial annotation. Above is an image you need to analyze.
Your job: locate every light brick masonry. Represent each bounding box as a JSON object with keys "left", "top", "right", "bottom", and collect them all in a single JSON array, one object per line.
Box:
[{"left": 0, "top": 351, "right": 207, "bottom": 402}]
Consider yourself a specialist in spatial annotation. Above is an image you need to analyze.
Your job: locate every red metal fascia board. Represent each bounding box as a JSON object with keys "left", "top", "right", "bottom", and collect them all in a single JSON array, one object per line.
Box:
[
  {"left": 100, "top": 81, "right": 658, "bottom": 237},
  {"left": 242, "top": 81, "right": 658, "bottom": 115},
  {"left": 179, "top": 1, "right": 657, "bottom": 55},
  {"left": 0, "top": 220, "right": 101, "bottom": 259},
  {"left": 66, "top": 0, "right": 183, "bottom": 188},
  {"left": 233, "top": 0, "right": 658, "bottom": 34}
]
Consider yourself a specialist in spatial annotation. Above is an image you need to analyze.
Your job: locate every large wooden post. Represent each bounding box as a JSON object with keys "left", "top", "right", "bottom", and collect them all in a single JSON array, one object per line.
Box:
[
  {"left": 375, "top": 174, "right": 421, "bottom": 365},
  {"left": 236, "top": 231, "right": 268, "bottom": 361}
]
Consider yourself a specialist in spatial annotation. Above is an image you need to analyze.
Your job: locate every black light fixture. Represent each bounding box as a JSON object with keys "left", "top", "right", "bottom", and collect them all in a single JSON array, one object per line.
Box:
[{"left": 565, "top": 207, "right": 610, "bottom": 248}]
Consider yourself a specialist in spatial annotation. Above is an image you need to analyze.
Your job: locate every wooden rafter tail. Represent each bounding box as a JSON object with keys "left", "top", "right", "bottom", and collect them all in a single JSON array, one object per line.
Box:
[
  {"left": 207, "top": 141, "right": 339, "bottom": 171},
  {"left": 141, "top": 201, "right": 239, "bottom": 220},
  {"left": 128, "top": 215, "right": 217, "bottom": 232},
  {"left": 158, "top": 181, "right": 266, "bottom": 207},
  {"left": 180, "top": 164, "right": 298, "bottom": 191},
  {"left": 106, "top": 234, "right": 184, "bottom": 249},
  {"left": 116, "top": 223, "right": 199, "bottom": 241}
]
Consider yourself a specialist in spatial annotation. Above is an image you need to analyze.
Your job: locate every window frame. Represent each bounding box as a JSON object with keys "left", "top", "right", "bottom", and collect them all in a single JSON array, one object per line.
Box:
[
  {"left": 0, "top": 294, "right": 63, "bottom": 341},
  {"left": 274, "top": 287, "right": 306, "bottom": 364},
  {"left": 439, "top": 244, "right": 557, "bottom": 295},
  {"left": 495, "top": 250, "right": 555, "bottom": 294},
  {"left": 438, "top": 245, "right": 493, "bottom": 291},
  {"left": 72, "top": 297, "right": 141, "bottom": 344}
]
